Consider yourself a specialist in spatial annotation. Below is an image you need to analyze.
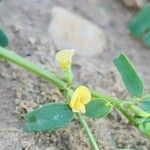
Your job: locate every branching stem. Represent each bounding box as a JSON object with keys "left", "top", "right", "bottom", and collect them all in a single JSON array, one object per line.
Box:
[
  {"left": 0, "top": 47, "right": 140, "bottom": 148},
  {"left": 0, "top": 47, "right": 100, "bottom": 149}
]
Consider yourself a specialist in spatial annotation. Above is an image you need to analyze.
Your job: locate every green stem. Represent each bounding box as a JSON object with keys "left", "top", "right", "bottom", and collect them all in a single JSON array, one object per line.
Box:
[
  {"left": 63, "top": 89, "right": 100, "bottom": 149},
  {"left": 0, "top": 47, "right": 100, "bottom": 149},
  {"left": 0, "top": 47, "right": 67, "bottom": 90},
  {"left": 76, "top": 113, "right": 100, "bottom": 150},
  {"left": 63, "top": 67, "right": 73, "bottom": 85},
  {"left": 0, "top": 47, "right": 139, "bottom": 147},
  {"left": 91, "top": 91, "right": 138, "bottom": 127}
]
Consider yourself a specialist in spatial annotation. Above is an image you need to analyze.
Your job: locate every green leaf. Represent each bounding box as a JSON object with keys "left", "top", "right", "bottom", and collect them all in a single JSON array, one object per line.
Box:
[
  {"left": 140, "top": 98, "right": 150, "bottom": 113},
  {"left": 114, "top": 53, "right": 144, "bottom": 97},
  {"left": 128, "top": 4, "right": 150, "bottom": 37},
  {"left": 139, "top": 118, "right": 150, "bottom": 138},
  {"left": 24, "top": 102, "right": 74, "bottom": 132},
  {"left": 85, "top": 99, "right": 112, "bottom": 118},
  {"left": 0, "top": 28, "right": 9, "bottom": 47},
  {"left": 143, "top": 31, "right": 150, "bottom": 46},
  {"left": 128, "top": 4, "right": 150, "bottom": 46}
]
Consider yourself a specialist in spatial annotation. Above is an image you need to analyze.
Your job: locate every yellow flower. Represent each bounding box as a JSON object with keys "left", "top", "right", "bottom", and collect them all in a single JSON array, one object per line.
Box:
[
  {"left": 69, "top": 86, "right": 91, "bottom": 113},
  {"left": 55, "top": 49, "right": 74, "bottom": 70}
]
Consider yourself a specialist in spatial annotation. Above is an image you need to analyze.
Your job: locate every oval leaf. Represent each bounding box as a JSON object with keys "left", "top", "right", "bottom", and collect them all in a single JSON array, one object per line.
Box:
[
  {"left": 85, "top": 99, "right": 112, "bottom": 118},
  {"left": 114, "top": 53, "right": 144, "bottom": 97},
  {"left": 128, "top": 4, "right": 150, "bottom": 37},
  {"left": 24, "top": 102, "right": 74, "bottom": 132},
  {"left": 143, "top": 31, "right": 150, "bottom": 46},
  {"left": 139, "top": 98, "right": 150, "bottom": 113},
  {"left": 0, "top": 28, "right": 9, "bottom": 47},
  {"left": 139, "top": 119, "right": 150, "bottom": 138}
]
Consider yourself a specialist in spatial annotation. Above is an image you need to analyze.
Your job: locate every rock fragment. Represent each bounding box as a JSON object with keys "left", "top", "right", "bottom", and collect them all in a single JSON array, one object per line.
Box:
[{"left": 49, "top": 7, "right": 107, "bottom": 56}]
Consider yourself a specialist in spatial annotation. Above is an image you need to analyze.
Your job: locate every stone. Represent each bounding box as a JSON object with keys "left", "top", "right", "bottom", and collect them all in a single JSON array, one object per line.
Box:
[
  {"left": 28, "top": 37, "right": 36, "bottom": 45},
  {"left": 123, "top": 0, "right": 147, "bottom": 8},
  {"left": 49, "top": 7, "right": 107, "bottom": 56},
  {"left": 11, "top": 23, "right": 22, "bottom": 33}
]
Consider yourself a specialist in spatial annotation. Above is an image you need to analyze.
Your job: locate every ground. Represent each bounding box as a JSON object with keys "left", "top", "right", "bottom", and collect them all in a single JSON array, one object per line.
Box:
[{"left": 0, "top": 0, "right": 150, "bottom": 150}]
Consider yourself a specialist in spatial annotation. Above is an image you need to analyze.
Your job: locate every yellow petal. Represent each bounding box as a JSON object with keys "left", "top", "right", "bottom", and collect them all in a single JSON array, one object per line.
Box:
[
  {"left": 72, "top": 100, "right": 86, "bottom": 113},
  {"left": 55, "top": 49, "right": 74, "bottom": 70},
  {"left": 75, "top": 86, "right": 91, "bottom": 104},
  {"left": 69, "top": 90, "right": 78, "bottom": 109},
  {"left": 69, "top": 86, "right": 91, "bottom": 113}
]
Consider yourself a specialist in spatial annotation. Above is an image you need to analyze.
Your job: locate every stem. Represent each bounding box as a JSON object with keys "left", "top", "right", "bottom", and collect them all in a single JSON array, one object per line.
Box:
[
  {"left": 64, "top": 67, "right": 73, "bottom": 85},
  {"left": 76, "top": 113, "right": 100, "bottom": 150},
  {"left": 0, "top": 47, "right": 100, "bottom": 149},
  {"left": 0, "top": 47, "right": 67, "bottom": 90},
  {"left": 0, "top": 47, "right": 139, "bottom": 146},
  {"left": 91, "top": 91, "right": 138, "bottom": 127}
]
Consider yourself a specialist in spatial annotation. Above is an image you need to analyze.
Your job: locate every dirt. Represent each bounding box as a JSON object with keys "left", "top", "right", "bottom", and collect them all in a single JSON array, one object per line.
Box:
[{"left": 0, "top": 0, "right": 150, "bottom": 149}]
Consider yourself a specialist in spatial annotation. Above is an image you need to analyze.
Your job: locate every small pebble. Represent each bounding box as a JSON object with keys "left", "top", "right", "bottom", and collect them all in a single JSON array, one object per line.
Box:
[{"left": 28, "top": 37, "right": 36, "bottom": 45}]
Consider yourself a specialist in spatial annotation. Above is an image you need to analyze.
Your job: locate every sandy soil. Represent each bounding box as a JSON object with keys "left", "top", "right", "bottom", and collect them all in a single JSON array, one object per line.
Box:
[{"left": 0, "top": 0, "right": 150, "bottom": 149}]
